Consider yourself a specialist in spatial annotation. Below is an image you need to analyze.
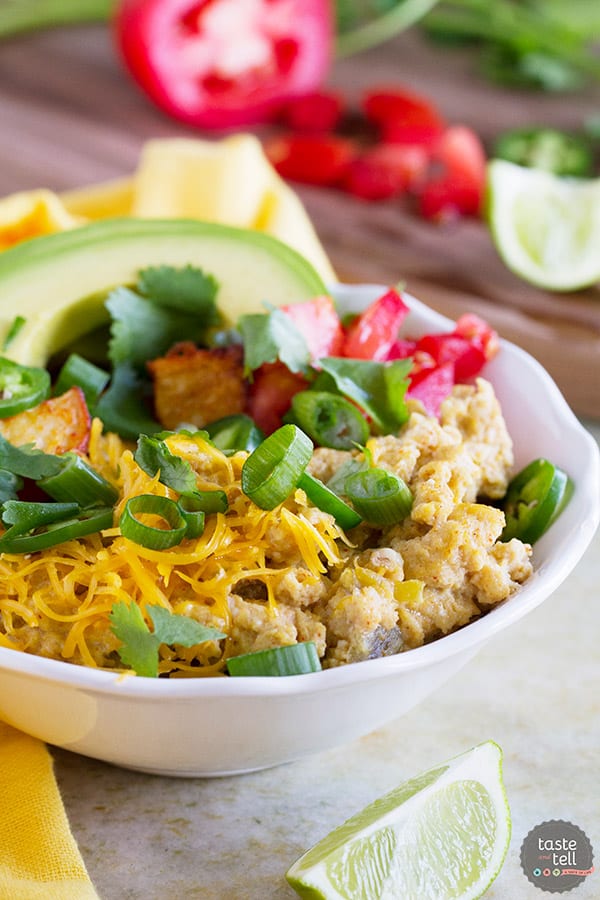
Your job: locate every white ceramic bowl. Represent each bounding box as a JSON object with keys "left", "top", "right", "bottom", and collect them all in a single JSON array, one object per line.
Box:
[{"left": 0, "top": 284, "right": 598, "bottom": 777}]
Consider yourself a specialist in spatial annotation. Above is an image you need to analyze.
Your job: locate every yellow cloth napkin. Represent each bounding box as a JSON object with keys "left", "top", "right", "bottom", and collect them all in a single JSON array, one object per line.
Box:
[{"left": 0, "top": 723, "right": 99, "bottom": 899}]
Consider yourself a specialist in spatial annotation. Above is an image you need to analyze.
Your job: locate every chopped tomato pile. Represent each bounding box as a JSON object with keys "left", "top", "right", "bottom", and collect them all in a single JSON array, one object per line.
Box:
[
  {"left": 265, "top": 86, "right": 487, "bottom": 222},
  {"left": 246, "top": 289, "right": 498, "bottom": 432}
]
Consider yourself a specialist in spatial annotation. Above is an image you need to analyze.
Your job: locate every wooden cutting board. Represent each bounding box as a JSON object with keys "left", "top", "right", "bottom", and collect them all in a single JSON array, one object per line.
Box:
[{"left": 0, "top": 24, "right": 598, "bottom": 417}]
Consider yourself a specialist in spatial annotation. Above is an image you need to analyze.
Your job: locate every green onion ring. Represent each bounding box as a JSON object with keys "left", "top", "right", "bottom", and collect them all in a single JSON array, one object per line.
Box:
[
  {"left": 241, "top": 424, "right": 313, "bottom": 510},
  {"left": 345, "top": 467, "right": 413, "bottom": 525},
  {"left": 120, "top": 494, "right": 187, "bottom": 549}
]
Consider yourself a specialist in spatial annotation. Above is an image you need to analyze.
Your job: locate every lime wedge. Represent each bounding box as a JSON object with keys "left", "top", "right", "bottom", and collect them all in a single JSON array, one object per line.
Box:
[
  {"left": 487, "top": 159, "right": 600, "bottom": 291},
  {"left": 286, "top": 741, "right": 510, "bottom": 900}
]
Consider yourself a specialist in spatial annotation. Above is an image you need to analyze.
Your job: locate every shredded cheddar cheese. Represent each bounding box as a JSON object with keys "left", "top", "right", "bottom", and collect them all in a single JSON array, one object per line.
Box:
[{"left": 0, "top": 424, "right": 345, "bottom": 676}]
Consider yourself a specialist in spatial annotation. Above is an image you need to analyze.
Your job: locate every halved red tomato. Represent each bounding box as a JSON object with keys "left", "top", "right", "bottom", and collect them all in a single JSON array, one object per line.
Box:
[{"left": 114, "top": 0, "right": 333, "bottom": 129}]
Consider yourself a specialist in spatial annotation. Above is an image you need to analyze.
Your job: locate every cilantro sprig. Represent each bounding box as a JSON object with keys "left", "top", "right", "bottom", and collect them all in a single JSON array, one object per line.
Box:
[
  {"left": 98, "top": 264, "right": 220, "bottom": 440},
  {"left": 109, "top": 602, "right": 225, "bottom": 677}
]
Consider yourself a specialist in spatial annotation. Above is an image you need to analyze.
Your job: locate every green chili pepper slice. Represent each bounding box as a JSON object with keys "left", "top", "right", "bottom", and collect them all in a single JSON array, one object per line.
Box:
[
  {"left": 493, "top": 127, "right": 593, "bottom": 177},
  {"left": 501, "top": 458, "right": 572, "bottom": 544},
  {"left": 0, "top": 357, "right": 50, "bottom": 418},
  {"left": 285, "top": 391, "right": 369, "bottom": 450}
]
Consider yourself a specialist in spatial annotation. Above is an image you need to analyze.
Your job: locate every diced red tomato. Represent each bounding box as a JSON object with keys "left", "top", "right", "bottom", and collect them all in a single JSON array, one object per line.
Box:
[
  {"left": 406, "top": 362, "right": 455, "bottom": 418},
  {"left": 414, "top": 333, "right": 486, "bottom": 382},
  {"left": 363, "top": 86, "right": 445, "bottom": 146},
  {"left": 114, "top": 0, "right": 333, "bottom": 129},
  {"left": 246, "top": 362, "right": 308, "bottom": 434},
  {"left": 343, "top": 288, "right": 410, "bottom": 361},
  {"left": 384, "top": 338, "right": 417, "bottom": 360},
  {"left": 454, "top": 313, "right": 500, "bottom": 361},
  {"left": 280, "top": 90, "right": 344, "bottom": 133},
  {"left": 282, "top": 295, "right": 344, "bottom": 361},
  {"left": 265, "top": 133, "right": 356, "bottom": 186},
  {"left": 342, "top": 144, "right": 428, "bottom": 201},
  {"left": 418, "top": 126, "right": 487, "bottom": 220}
]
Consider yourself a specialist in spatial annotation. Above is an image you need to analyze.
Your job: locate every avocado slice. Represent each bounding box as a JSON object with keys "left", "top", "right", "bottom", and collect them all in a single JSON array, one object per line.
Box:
[{"left": 0, "top": 218, "right": 328, "bottom": 367}]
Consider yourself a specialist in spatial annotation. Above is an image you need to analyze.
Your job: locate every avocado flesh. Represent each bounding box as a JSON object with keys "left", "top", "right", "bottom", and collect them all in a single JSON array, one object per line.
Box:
[{"left": 0, "top": 218, "right": 328, "bottom": 367}]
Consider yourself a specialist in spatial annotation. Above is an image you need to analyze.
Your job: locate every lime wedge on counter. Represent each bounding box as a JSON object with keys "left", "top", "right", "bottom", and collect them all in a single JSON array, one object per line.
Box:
[
  {"left": 487, "top": 159, "right": 600, "bottom": 291},
  {"left": 286, "top": 741, "right": 510, "bottom": 900}
]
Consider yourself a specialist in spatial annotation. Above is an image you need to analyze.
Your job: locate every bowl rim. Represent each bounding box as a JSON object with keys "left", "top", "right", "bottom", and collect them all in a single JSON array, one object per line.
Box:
[{"left": 0, "top": 285, "right": 598, "bottom": 700}]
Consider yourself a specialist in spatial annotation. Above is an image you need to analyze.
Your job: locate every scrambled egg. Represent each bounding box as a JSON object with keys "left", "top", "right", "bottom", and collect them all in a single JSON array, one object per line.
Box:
[
  {"left": 227, "top": 378, "right": 532, "bottom": 666},
  {"left": 0, "top": 378, "right": 533, "bottom": 672}
]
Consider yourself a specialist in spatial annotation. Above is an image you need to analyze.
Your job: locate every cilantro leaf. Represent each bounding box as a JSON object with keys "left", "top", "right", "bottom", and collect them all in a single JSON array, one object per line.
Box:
[
  {"left": 238, "top": 309, "right": 310, "bottom": 374},
  {"left": 0, "top": 434, "right": 63, "bottom": 479},
  {"left": 148, "top": 606, "right": 225, "bottom": 647},
  {"left": 109, "top": 602, "right": 161, "bottom": 678},
  {"left": 137, "top": 265, "right": 219, "bottom": 320},
  {"left": 106, "top": 287, "right": 209, "bottom": 370},
  {"left": 0, "top": 468, "right": 23, "bottom": 503},
  {"left": 109, "top": 601, "right": 225, "bottom": 677},
  {"left": 134, "top": 435, "right": 197, "bottom": 494},
  {"left": 318, "top": 358, "right": 412, "bottom": 433},
  {"left": 94, "top": 363, "right": 161, "bottom": 441}
]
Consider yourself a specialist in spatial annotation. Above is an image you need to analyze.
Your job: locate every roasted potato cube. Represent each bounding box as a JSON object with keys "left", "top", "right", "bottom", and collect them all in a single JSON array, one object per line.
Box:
[
  {"left": 147, "top": 343, "right": 246, "bottom": 430},
  {"left": 0, "top": 387, "right": 91, "bottom": 454}
]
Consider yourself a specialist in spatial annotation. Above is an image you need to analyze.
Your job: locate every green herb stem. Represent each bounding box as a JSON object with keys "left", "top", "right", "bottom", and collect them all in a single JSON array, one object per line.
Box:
[{"left": 0, "top": 0, "right": 114, "bottom": 39}]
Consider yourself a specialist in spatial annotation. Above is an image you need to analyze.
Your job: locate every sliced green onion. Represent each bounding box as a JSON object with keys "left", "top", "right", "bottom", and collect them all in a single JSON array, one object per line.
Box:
[
  {"left": 0, "top": 358, "right": 50, "bottom": 418},
  {"left": 0, "top": 506, "right": 113, "bottom": 553},
  {"left": 286, "top": 391, "right": 369, "bottom": 450},
  {"left": 205, "top": 414, "right": 264, "bottom": 453},
  {"left": 38, "top": 452, "right": 119, "bottom": 507},
  {"left": 345, "top": 467, "right": 413, "bottom": 525},
  {"left": 226, "top": 642, "right": 322, "bottom": 677},
  {"left": 119, "top": 495, "right": 187, "bottom": 550},
  {"left": 298, "top": 471, "right": 362, "bottom": 529},
  {"left": 241, "top": 424, "right": 313, "bottom": 510},
  {"left": 176, "top": 494, "right": 206, "bottom": 539},
  {"left": 54, "top": 353, "right": 110, "bottom": 408},
  {"left": 1, "top": 500, "right": 80, "bottom": 534}
]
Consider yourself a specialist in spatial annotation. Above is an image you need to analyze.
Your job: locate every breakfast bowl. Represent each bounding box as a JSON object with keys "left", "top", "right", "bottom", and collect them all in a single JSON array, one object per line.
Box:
[{"left": 0, "top": 282, "right": 598, "bottom": 777}]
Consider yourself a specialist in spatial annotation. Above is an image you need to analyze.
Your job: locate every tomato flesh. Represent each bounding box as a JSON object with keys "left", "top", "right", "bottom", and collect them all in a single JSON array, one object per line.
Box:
[
  {"left": 265, "top": 134, "right": 356, "bottom": 186},
  {"left": 246, "top": 362, "right": 308, "bottom": 435},
  {"left": 343, "top": 288, "right": 410, "bottom": 361},
  {"left": 282, "top": 295, "right": 345, "bottom": 362},
  {"left": 115, "top": 0, "right": 333, "bottom": 129}
]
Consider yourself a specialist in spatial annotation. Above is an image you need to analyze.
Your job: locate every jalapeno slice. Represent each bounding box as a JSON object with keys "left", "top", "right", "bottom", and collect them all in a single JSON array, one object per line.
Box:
[
  {"left": 0, "top": 358, "right": 50, "bottom": 418},
  {"left": 501, "top": 458, "right": 572, "bottom": 544},
  {"left": 493, "top": 127, "right": 593, "bottom": 177}
]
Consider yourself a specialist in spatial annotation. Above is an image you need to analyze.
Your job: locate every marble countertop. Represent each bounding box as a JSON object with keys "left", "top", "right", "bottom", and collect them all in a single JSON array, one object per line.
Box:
[{"left": 53, "top": 424, "right": 600, "bottom": 900}]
